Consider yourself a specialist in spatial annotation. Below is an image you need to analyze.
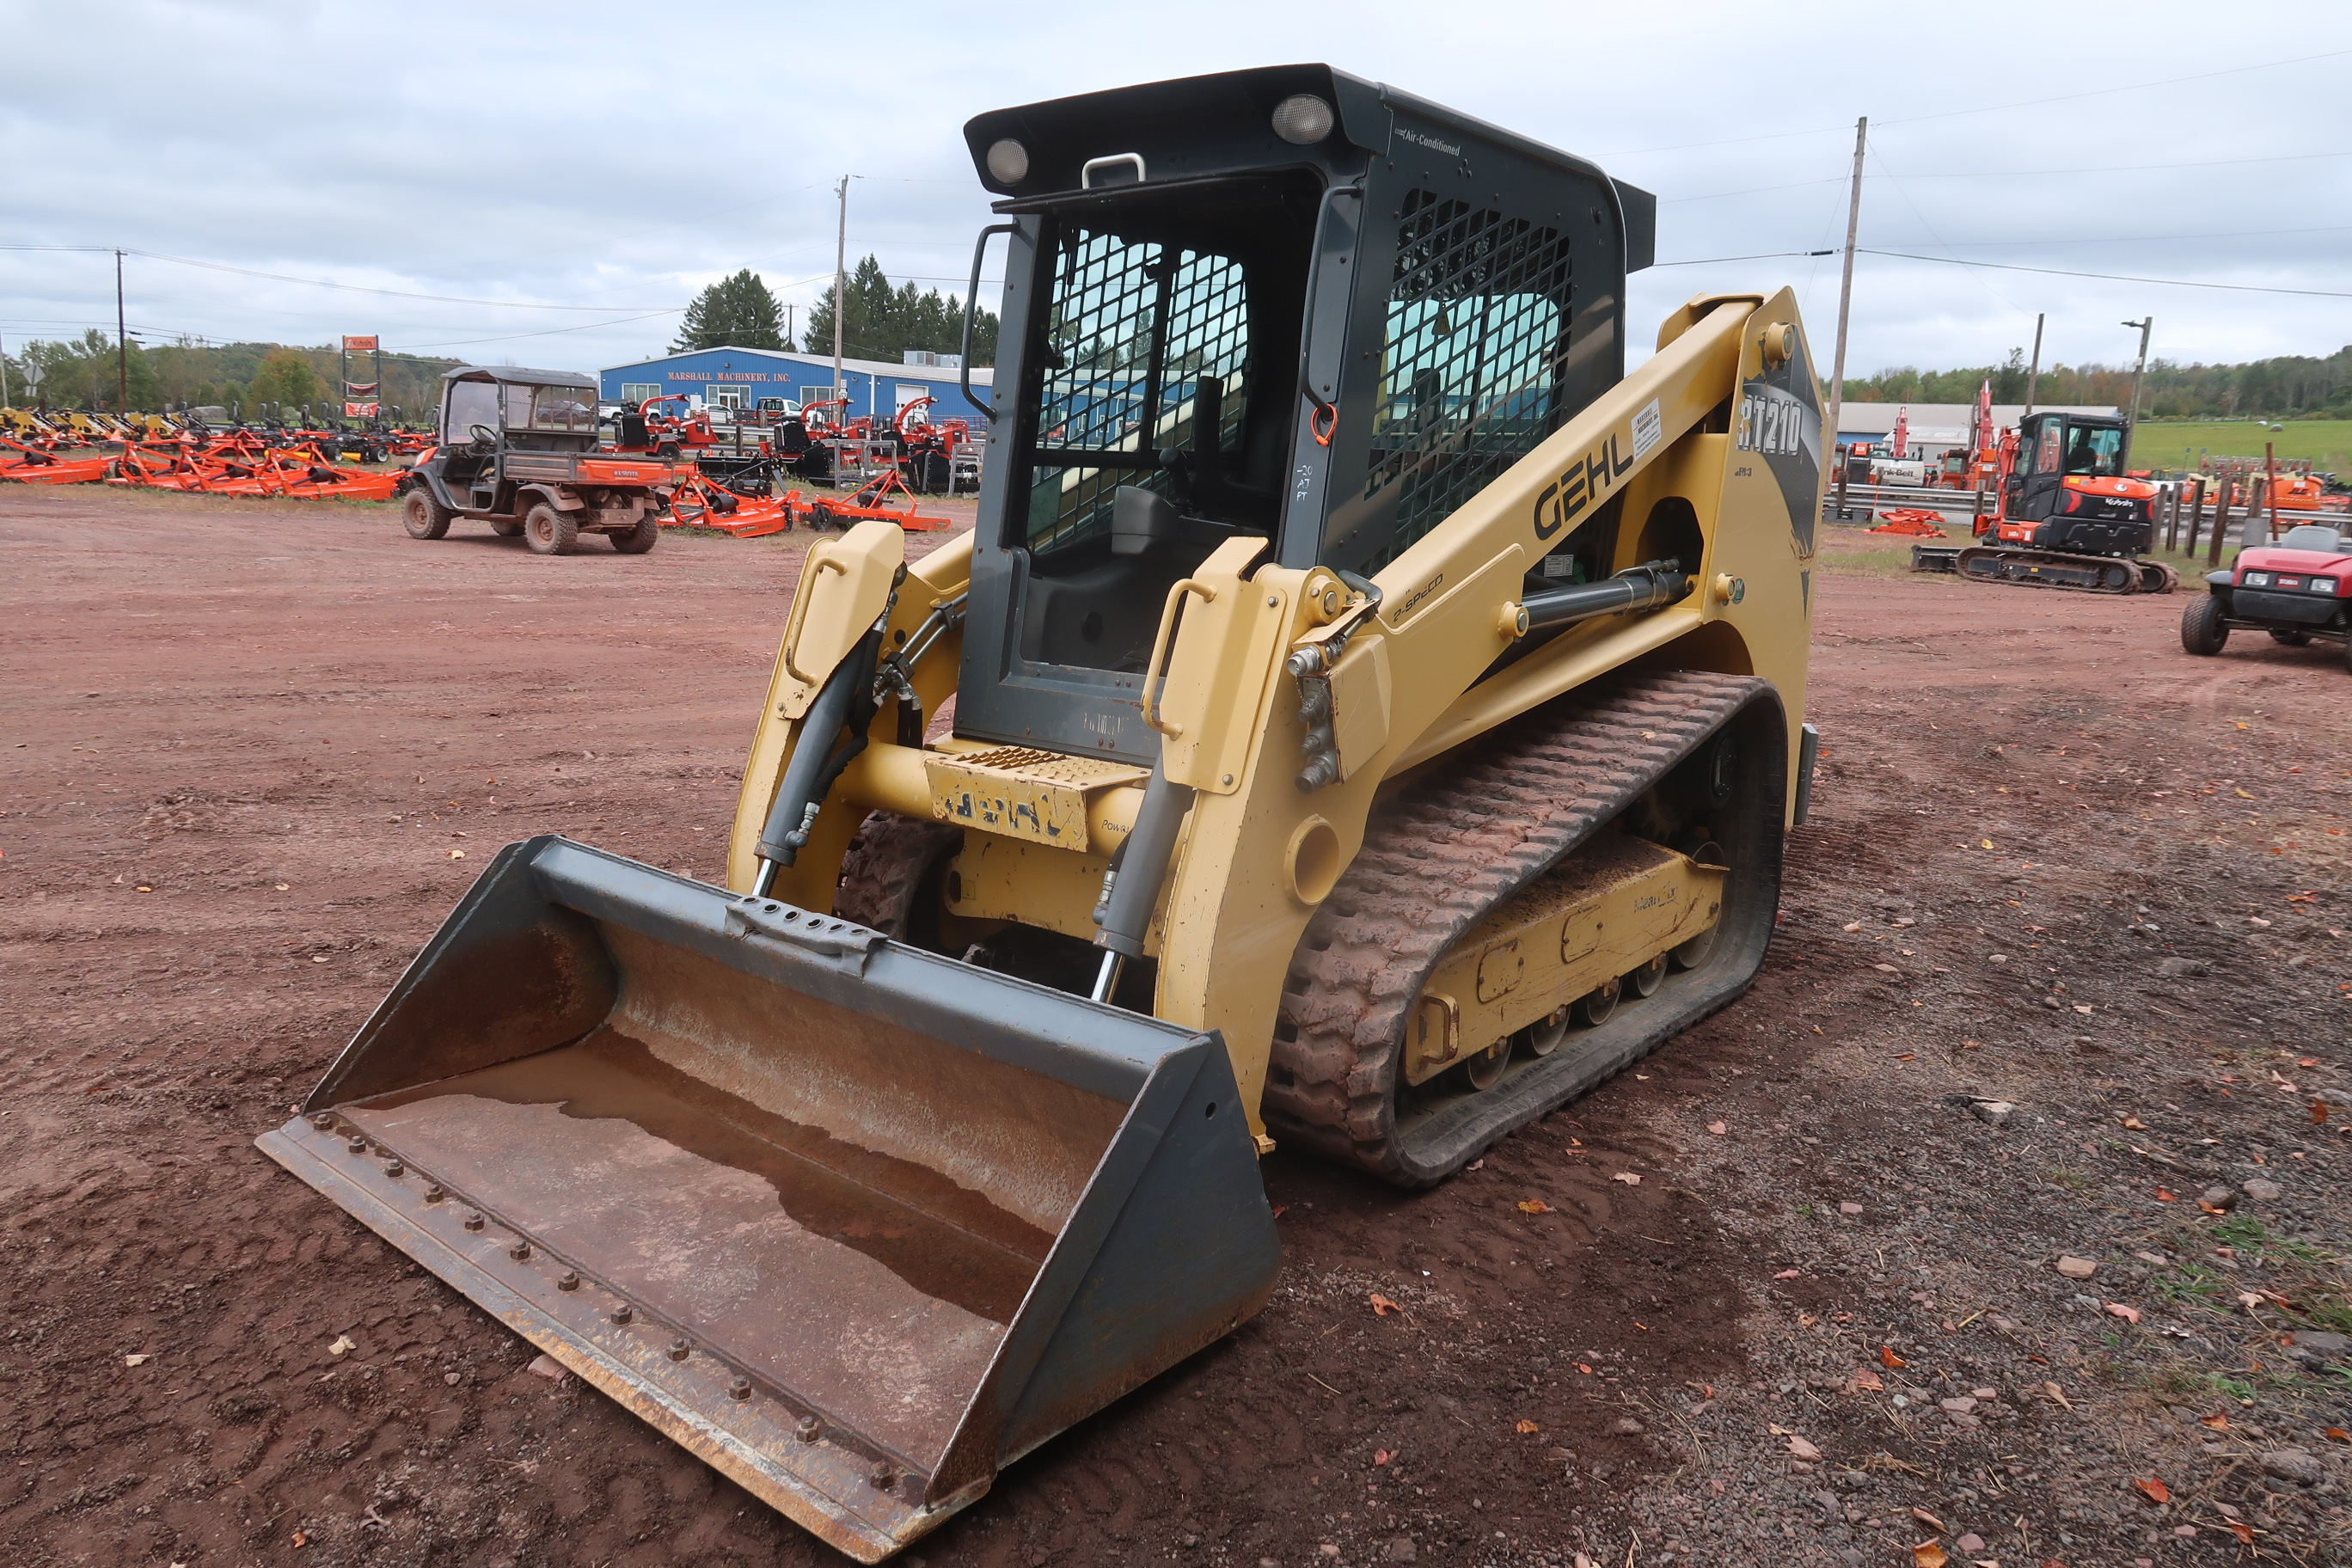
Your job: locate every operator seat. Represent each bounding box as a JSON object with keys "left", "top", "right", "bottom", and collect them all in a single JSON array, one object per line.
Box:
[{"left": 2279, "top": 523, "right": 2349, "bottom": 554}]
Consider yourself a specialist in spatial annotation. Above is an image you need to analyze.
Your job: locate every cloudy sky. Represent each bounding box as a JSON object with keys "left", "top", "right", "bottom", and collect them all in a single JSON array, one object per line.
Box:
[{"left": 3, "top": 0, "right": 2346, "bottom": 381}]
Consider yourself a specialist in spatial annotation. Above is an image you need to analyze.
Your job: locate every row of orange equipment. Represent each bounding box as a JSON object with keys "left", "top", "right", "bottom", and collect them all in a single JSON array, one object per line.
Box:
[{"left": 3, "top": 430, "right": 400, "bottom": 500}]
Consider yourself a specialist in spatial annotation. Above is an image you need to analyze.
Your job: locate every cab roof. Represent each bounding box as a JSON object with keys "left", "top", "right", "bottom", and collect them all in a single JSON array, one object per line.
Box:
[{"left": 442, "top": 365, "right": 596, "bottom": 390}]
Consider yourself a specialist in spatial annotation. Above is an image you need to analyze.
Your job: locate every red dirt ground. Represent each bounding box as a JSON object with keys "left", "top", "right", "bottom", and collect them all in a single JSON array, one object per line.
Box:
[{"left": 4, "top": 489, "right": 2348, "bottom": 1568}]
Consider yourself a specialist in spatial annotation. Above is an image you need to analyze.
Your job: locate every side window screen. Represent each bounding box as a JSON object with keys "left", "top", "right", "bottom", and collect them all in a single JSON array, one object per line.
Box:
[
  {"left": 1363, "top": 190, "right": 1573, "bottom": 567},
  {"left": 2034, "top": 420, "right": 2063, "bottom": 475},
  {"left": 1024, "top": 228, "right": 1252, "bottom": 557}
]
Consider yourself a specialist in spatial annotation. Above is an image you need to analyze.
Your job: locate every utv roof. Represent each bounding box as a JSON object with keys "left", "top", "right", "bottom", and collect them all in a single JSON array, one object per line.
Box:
[{"left": 441, "top": 365, "right": 597, "bottom": 389}]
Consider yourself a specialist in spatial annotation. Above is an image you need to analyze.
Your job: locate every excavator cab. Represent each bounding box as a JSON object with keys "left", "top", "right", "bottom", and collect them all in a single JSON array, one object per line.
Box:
[{"left": 953, "top": 65, "right": 1653, "bottom": 761}]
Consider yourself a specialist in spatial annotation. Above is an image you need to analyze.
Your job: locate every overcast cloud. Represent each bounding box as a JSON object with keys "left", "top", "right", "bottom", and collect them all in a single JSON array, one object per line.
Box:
[{"left": 3, "top": 0, "right": 2347, "bottom": 382}]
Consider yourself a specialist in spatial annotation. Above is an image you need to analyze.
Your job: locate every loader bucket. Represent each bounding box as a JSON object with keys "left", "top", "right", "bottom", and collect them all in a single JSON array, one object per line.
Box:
[{"left": 257, "top": 836, "right": 1280, "bottom": 1562}]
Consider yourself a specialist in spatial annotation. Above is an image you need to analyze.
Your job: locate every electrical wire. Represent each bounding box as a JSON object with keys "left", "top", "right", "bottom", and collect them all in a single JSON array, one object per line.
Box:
[{"left": 1856, "top": 249, "right": 2352, "bottom": 300}]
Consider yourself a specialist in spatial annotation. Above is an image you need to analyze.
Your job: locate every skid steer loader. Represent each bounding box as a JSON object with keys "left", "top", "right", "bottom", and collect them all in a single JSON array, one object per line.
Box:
[{"left": 259, "top": 65, "right": 1823, "bottom": 1562}]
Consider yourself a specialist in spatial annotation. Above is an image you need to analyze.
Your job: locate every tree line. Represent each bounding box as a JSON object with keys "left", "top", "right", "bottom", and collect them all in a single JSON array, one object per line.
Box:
[
  {"left": 1842, "top": 343, "right": 2352, "bottom": 420},
  {"left": 668, "top": 260, "right": 998, "bottom": 365},
  {"left": 0, "top": 332, "right": 459, "bottom": 419}
]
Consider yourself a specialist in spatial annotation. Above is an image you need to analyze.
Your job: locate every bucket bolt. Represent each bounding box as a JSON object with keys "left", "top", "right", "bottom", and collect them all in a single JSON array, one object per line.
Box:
[
  {"left": 462, "top": 1211, "right": 486, "bottom": 1232},
  {"left": 867, "top": 1461, "right": 895, "bottom": 1491},
  {"left": 556, "top": 1271, "right": 580, "bottom": 1292},
  {"left": 422, "top": 1184, "right": 444, "bottom": 1204},
  {"left": 609, "top": 1305, "right": 634, "bottom": 1325},
  {"left": 309, "top": 1112, "right": 336, "bottom": 1131},
  {"left": 728, "top": 1375, "right": 752, "bottom": 1401},
  {"left": 382, "top": 1159, "right": 403, "bottom": 1178},
  {"left": 346, "top": 1136, "right": 370, "bottom": 1155},
  {"left": 507, "top": 1240, "right": 531, "bottom": 1261},
  {"left": 795, "top": 1415, "right": 823, "bottom": 1443},
  {"left": 666, "top": 1338, "right": 690, "bottom": 1362}
]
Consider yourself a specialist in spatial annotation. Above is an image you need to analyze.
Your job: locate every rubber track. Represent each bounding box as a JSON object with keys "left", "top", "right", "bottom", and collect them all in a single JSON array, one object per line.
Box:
[
  {"left": 1954, "top": 545, "right": 2150, "bottom": 595},
  {"left": 834, "top": 811, "right": 962, "bottom": 936},
  {"left": 1265, "top": 670, "right": 1768, "bottom": 1185}
]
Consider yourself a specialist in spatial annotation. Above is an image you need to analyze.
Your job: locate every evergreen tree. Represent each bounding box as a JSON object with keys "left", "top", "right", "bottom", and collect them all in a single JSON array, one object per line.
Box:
[
  {"left": 800, "top": 254, "right": 998, "bottom": 366},
  {"left": 671, "top": 270, "right": 788, "bottom": 352}
]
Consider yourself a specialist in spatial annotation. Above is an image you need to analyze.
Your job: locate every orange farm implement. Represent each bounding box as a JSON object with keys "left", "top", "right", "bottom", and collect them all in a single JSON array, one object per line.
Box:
[{"left": 1868, "top": 509, "right": 1950, "bottom": 536}]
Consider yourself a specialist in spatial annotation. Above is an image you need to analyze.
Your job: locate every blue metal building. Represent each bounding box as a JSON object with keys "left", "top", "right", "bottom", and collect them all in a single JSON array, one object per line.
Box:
[{"left": 597, "top": 346, "right": 994, "bottom": 426}]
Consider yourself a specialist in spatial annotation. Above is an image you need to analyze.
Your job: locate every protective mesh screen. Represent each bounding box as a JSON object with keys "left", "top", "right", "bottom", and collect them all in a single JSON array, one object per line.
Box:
[
  {"left": 1026, "top": 228, "right": 1251, "bottom": 554},
  {"left": 1362, "top": 189, "right": 1573, "bottom": 566}
]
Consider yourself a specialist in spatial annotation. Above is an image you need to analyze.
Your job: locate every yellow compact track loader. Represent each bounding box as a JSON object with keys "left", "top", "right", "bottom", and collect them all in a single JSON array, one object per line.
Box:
[{"left": 260, "top": 64, "right": 1824, "bottom": 1562}]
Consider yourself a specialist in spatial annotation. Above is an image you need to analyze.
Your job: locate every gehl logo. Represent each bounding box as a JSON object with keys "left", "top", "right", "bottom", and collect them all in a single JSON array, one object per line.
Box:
[
  {"left": 1738, "top": 389, "right": 1805, "bottom": 458},
  {"left": 1530, "top": 433, "right": 1636, "bottom": 542}
]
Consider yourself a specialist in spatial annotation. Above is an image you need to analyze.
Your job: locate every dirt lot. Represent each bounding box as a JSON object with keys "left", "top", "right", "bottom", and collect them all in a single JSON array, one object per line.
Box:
[{"left": 4, "top": 490, "right": 2349, "bottom": 1568}]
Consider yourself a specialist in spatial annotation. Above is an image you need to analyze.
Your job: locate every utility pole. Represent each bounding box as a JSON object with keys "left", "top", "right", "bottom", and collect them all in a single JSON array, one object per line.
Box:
[
  {"left": 1823, "top": 116, "right": 1867, "bottom": 513},
  {"left": 115, "top": 249, "right": 130, "bottom": 413},
  {"left": 1, "top": 329, "right": 9, "bottom": 408},
  {"left": 2121, "top": 316, "right": 2153, "bottom": 469},
  {"left": 832, "top": 177, "right": 849, "bottom": 407},
  {"left": 2023, "top": 312, "right": 2044, "bottom": 417},
  {"left": 783, "top": 303, "right": 796, "bottom": 352}
]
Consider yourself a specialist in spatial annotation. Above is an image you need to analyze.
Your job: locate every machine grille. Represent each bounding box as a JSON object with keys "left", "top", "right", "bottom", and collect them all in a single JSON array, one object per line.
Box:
[
  {"left": 1363, "top": 189, "right": 1575, "bottom": 568},
  {"left": 1026, "top": 228, "right": 1252, "bottom": 554}
]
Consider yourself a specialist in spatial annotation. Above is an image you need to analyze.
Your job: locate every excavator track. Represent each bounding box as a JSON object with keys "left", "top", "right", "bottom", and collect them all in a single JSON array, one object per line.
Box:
[
  {"left": 1265, "top": 671, "right": 1785, "bottom": 1187},
  {"left": 1916, "top": 544, "right": 2171, "bottom": 594}
]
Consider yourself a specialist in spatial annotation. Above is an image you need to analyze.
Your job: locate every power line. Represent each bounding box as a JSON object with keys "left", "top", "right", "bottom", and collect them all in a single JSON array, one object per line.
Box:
[
  {"left": 1856, "top": 249, "right": 2352, "bottom": 300},
  {"left": 395, "top": 310, "right": 684, "bottom": 351}
]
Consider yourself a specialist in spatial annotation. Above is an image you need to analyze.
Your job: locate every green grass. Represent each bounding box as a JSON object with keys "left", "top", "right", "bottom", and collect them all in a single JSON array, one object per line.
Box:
[{"left": 2133, "top": 418, "right": 2352, "bottom": 475}]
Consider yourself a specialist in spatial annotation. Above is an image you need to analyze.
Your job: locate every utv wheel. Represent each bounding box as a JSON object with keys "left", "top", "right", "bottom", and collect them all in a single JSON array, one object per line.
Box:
[
  {"left": 2179, "top": 593, "right": 2228, "bottom": 656},
  {"left": 523, "top": 502, "right": 577, "bottom": 556},
  {"left": 610, "top": 514, "right": 659, "bottom": 554},
  {"left": 488, "top": 517, "right": 524, "bottom": 538},
  {"left": 2269, "top": 629, "right": 2311, "bottom": 647},
  {"left": 401, "top": 489, "right": 451, "bottom": 540}
]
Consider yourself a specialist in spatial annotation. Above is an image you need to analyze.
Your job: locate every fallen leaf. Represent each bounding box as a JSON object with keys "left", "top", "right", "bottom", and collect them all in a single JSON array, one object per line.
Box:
[
  {"left": 2235, "top": 787, "right": 2253, "bottom": 799},
  {"left": 2225, "top": 1519, "right": 2254, "bottom": 1545},
  {"left": 1575, "top": 1363, "right": 1593, "bottom": 1375},
  {"left": 2042, "top": 1381, "right": 2072, "bottom": 1409},
  {"left": 2134, "top": 1476, "right": 2171, "bottom": 1504},
  {"left": 1912, "top": 1542, "right": 1948, "bottom": 1568},
  {"left": 448, "top": 848, "right": 466, "bottom": 860},
  {"left": 328, "top": 1335, "right": 356, "bottom": 1357},
  {"left": 2105, "top": 1302, "right": 2142, "bottom": 1324},
  {"left": 2154, "top": 1188, "right": 2177, "bottom": 1202},
  {"left": 2120, "top": 1115, "right": 2146, "bottom": 1130},
  {"left": 2199, "top": 1412, "right": 2229, "bottom": 1430},
  {"left": 1890, "top": 1049, "right": 1915, "bottom": 1058},
  {"left": 135, "top": 884, "right": 152, "bottom": 892},
  {"left": 1786, "top": 1434, "right": 1822, "bottom": 1461},
  {"left": 1516, "top": 1418, "right": 1540, "bottom": 1434},
  {"left": 1368, "top": 1294, "right": 1402, "bottom": 1318},
  {"left": 1851, "top": 1368, "right": 1884, "bottom": 1393},
  {"left": 124, "top": 1354, "right": 150, "bottom": 1368},
  {"left": 2300, "top": 1057, "right": 2319, "bottom": 1069},
  {"left": 2324, "top": 1427, "right": 2349, "bottom": 1442},
  {"left": 1517, "top": 1198, "right": 1553, "bottom": 1214},
  {"left": 2313, "top": 1101, "right": 2331, "bottom": 1124},
  {"left": 1773, "top": 1268, "right": 1801, "bottom": 1280},
  {"left": 1373, "top": 1449, "right": 1393, "bottom": 1465},
  {"left": 1979, "top": 838, "right": 1994, "bottom": 850},
  {"left": 1270, "top": 1203, "right": 1289, "bottom": 1218},
  {"left": 291, "top": 1532, "right": 309, "bottom": 1548},
  {"left": 1911, "top": 1507, "right": 1948, "bottom": 1533},
  {"left": 2072, "top": 1003, "right": 2093, "bottom": 1014},
  {"left": 1798, "top": 1314, "right": 1818, "bottom": 1327},
  {"left": 1612, "top": 1172, "right": 1642, "bottom": 1185},
  {"left": 1706, "top": 1120, "right": 1728, "bottom": 1135},
  {"left": 1841, "top": 921, "right": 1862, "bottom": 931},
  {"left": 1880, "top": 1345, "right": 1908, "bottom": 1369}
]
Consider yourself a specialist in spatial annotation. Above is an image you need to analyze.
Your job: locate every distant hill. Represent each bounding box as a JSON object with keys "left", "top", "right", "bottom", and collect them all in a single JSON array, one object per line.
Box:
[{"left": 3, "top": 334, "right": 465, "bottom": 418}]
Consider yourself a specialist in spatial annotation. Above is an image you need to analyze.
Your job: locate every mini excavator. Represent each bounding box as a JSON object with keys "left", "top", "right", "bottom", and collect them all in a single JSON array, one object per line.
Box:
[{"left": 260, "top": 66, "right": 1825, "bottom": 1562}]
